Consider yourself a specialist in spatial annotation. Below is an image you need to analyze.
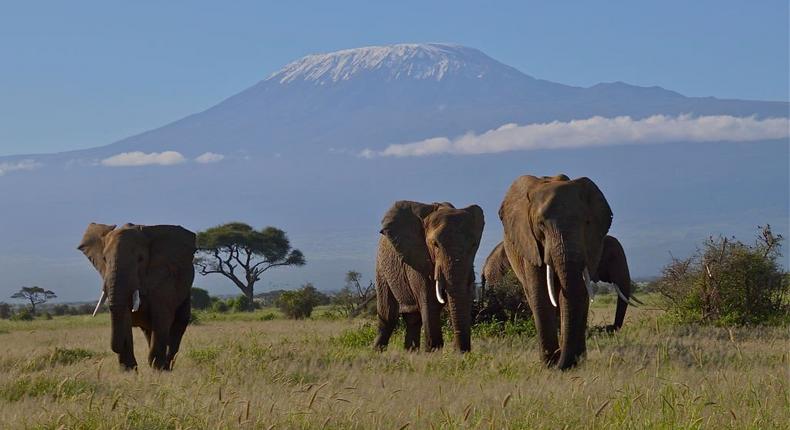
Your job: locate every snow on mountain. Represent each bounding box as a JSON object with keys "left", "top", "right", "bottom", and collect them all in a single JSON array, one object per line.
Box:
[
  {"left": 268, "top": 43, "right": 524, "bottom": 84},
  {"left": 0, "top": 43, "right": 787, "bottom": 301}
]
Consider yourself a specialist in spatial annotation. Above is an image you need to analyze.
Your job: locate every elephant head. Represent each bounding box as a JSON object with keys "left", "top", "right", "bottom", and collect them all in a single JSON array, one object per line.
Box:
[
  {"left": 380, "top": 201, "right": 484, "bottom": 351},
  {"left": 500, "top": 175, "right": 612, "bottom": 369},
  {"left": 78, "top": 223, "right": 196, "bottom": 369}
]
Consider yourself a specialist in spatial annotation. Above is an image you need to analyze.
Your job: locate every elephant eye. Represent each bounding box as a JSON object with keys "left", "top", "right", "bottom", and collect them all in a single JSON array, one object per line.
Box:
[{"left": 137, "top": 255, "right": 144, "bottom": 262}]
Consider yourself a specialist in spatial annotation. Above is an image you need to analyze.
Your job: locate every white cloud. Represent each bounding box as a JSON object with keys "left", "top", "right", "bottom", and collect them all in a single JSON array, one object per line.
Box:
[
  {"left": 195, "top": 152, "right": 225, "bottom": 163},
  {"left": 362, "top": 114, "right": 790, "bottom": 157},
  {"left": 101, "top": 151, "right": 186, "bottom": 167},
  {"left": 0, "top": 159, "right": 42, "bottom": 175}
]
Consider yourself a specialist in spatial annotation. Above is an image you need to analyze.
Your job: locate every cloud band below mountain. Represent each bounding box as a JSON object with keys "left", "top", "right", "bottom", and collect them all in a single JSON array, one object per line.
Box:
[
  {"left": 361, "top": 114, "right": 790, "bottom": 157},
  {"left": 101, "top": 151, "right": 186, "bottom": 167},
  {"left": 0, "top": 159, "right": 42, "bottom": 175}
]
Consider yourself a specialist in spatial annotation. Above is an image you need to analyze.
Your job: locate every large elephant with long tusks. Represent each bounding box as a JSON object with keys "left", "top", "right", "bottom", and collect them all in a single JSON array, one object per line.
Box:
[
  {"left": 481, "top": 235, "right": 642, "bottom": 330},
  {"left": 374, "top": 201, "right": 484, "bottom": 352},
  {"left": 499, "top": 174, "right": 612, "bottom": 369},
  {"left": 78, "top": 223, "right": 196, "bottom": 371}
]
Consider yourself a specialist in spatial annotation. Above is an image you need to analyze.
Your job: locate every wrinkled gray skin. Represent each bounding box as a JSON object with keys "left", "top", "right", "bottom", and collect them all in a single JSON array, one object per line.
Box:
[
  {"left": 500, "top": 175, "right": 612, "bottom": 369},
  {"left": 374, "top": 201, "right": 484, "bottom": 352},
  {"left": 482, "top": 235, "right": 633, "bottom": 330},
  {"left": 78, "top": 223, "right": 196, "bottom": 371}
]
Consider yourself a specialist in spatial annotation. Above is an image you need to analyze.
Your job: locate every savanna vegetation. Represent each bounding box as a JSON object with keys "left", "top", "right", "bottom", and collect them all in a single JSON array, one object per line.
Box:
[{"left": 0, "top": 228, "right": 787, "bottom": 429}]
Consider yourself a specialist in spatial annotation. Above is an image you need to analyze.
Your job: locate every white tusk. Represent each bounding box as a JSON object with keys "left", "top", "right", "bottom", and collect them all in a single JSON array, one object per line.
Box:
[
  {"left": 132, "top": 290, "right": 140, "bottom": 312},
  {"left": 613, "top": 283, "right": 640, "bottom": 306},
  {"left": 92, "top": 290, "right": 105, "bottom": 317},
  {"left": 546, "top": 265, "right": 558, "bottom": 307},
  {"left": 435, "top": 279, "right": 446, "bottom": 304},
  {"left": 583, "top": 268, "right": 594, "bottom": 302}
]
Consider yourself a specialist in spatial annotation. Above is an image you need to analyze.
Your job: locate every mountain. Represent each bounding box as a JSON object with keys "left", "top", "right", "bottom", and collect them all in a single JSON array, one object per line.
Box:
[{"left": 1, "top": 43, "right": 787, "bottom": 301}]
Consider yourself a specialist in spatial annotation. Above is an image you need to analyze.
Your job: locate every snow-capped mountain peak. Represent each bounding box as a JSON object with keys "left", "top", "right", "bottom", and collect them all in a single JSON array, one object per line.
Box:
[{"left": 267, "top": 43, "right": 519, "bottom": 84}]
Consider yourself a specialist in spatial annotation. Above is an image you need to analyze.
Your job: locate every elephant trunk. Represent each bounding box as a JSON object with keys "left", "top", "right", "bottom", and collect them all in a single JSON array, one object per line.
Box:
[
  {"left": 106, "top": 270, "right": 138, "bottom": 370},
  {"left": 545, "top": 232, "right": 589, "bottom": 370},
  {"left": 444, "top": 265, "right": 473, "bottom": 352},
  {"left": 555, "top": 260, "right": 589, "bottom": 370},
  {"left": 613, "top": 280, "right": 631, "bottom": 330}
]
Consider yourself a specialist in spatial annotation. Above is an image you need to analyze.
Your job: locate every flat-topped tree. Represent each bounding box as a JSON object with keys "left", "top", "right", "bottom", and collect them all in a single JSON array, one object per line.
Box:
[
  {"left": 195, "top": 222, "right": 305, "bottom": 310},
  {"left": 11, "top": 286, "right": 56, "bottom": 315}
]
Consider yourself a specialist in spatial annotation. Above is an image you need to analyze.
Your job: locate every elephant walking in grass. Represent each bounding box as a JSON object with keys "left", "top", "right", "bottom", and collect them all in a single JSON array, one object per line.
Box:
[
  {"left": 499, "top": 174, "right": 612, "bottom": 369},
  {"left": 481, "top": 235, "right": 641, "bottom": 331},
  {"left": 374, "top": 201, "right": 484, "bottom": 352},
  {"left": 78, "top": 223, "right": 197, "bottom": 371}
]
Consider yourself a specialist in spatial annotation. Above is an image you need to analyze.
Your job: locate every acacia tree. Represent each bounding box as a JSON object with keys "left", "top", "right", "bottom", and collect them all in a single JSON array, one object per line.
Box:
[
  {"left": 11, "top": 286, "right": 56, "bottom": 315},
  {"left": 194, "top": 222, "right": 305, "bottom": 310}
]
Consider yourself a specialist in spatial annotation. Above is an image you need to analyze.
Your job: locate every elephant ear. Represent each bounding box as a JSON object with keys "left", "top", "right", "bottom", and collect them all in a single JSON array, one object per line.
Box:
[
  {"left": 462, "top": 204, "right": 485, "bottom": 244},
  {"left": 576, "top": 177, "right": 613, "bottom": 274},
  {"left": 380, "top": 201, "right": 438, "bottom": 272},
  {"left": 140, "top": 225, "right": 197, "bottom": 277},
  {"left": 499, "top": 176, "right": 543, "bottom": 267},
  {"left": 77, "top": 223, "right": 116, "bottom": 275}
]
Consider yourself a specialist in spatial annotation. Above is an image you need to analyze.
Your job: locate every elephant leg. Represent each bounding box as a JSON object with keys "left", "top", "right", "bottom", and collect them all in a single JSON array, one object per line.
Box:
[
  {"left": 522, "top": 266, "right": 560, "bottom": 366},
  {"left": 148, "top": 312, "right": 174, "bottom": 370},
  {"left": 420, "top": 301, "right": 444, "bottom": 351},
  {"left": 403, "top": 312, "right": 422, "bottom": 351},
  {"left": 166, "top": 300, "right": 191, "bottom": 370},
  {"left": 374, "top": 278, "right": 399, "bottom": 351}
]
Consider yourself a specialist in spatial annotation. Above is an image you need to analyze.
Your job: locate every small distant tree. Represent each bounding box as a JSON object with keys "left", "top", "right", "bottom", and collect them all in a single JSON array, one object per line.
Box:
[
  {"left": 11, "top": 286, "right": 56, "bottom": 315},
  {"left": 191, "top": 287, "right": 212, "bottom": 310},
  {"left": 277, "top": 283, "right": 324, "bottom": 319},
  {"left": 332, "top": 271, "right": 376, "bottom": 318},
  {"left": 656, "top": 225, "right": 788, "bottom": 326},
  {"left": 195, "top": 223, "right": 305, "bottom": 311}
]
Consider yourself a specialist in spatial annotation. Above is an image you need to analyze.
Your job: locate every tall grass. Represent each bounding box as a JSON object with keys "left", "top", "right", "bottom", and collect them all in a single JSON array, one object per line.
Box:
[{"left": 0, "top": 304, "right": 786, "bottom": 429}]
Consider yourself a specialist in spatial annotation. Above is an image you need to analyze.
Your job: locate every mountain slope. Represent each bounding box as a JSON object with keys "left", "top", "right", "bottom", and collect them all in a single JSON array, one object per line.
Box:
[{"left": 0, "top": 43, "right": 787, "bottom": 301}]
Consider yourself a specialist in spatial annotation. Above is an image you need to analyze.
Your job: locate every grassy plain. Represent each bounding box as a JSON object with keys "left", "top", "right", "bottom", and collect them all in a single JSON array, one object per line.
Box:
[{"left": 0, "top": 298, "right": 787, "bottom": 429}]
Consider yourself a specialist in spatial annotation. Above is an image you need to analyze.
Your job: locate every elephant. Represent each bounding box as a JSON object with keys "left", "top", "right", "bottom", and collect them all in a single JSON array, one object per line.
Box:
[
  {"left": 499, "top": 174, "right": 612, "bottom": 369},
  {"left": 477, "top": 241, "right": 530, "bottom": 322},
  {"left": 480, "top": 236, "right": 640, "bottom": 330},
  {"left": 374, "top": 201, "right": 484, "bottom": 352},
  {"left": 78, "top": 223, "right": 196, "bottom": 370}
]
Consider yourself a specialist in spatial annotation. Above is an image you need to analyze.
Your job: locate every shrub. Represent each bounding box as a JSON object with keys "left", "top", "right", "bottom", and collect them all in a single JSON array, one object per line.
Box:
[
  {"left": 276, "top": 283, "right": 323, "bottom": 319},
  {"left": 191, "top": 287, "right": 212, "bottom": 310},
  {"left": 476, "top": 268, "right": 531, "bottom": 323},
  {"left": 0, "top": 302, "right": 11, "bottom": 319},
  {"left": 10, "top": 308, "right": 34, "bottom": 321},
  {"left": 211, "top": 300, "right": 229, "bottom": 313},
  {"left": 655, "top": 225, "right": 788, "bottom": 326}
]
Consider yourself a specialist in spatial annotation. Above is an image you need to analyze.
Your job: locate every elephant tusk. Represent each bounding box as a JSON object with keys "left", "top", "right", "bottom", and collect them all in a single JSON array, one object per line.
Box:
[
  {"left": 92, "top": 290, "right": 105, "bottom": 317},
  {"left": 546, "top": 265, "right": 558, "bottom": 308},
  {"left": 132, "top": 290, "right": 140, "bottom": 312},
  {"left": 435, "top": 279, "right": 446, "bottom": 304},
  {"left": 612, "top": 283, "right": 640, "bottom": 307},
  {"left": 583, "top": 268, "right": 594, "bottom": 302}
]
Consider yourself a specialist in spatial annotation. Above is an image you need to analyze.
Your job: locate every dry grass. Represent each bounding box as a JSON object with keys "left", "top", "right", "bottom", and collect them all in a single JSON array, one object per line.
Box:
[{"left": 0, "top": 301, "right": 787, "bottom": 429}]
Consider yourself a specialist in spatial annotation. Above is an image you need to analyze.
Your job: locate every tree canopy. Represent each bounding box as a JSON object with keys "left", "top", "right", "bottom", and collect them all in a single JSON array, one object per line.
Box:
[
  {"left": 195, "top": 222, "right": 305, "bottom": 310},
  {"left": 11, "top": 286, "right": 56, "bottom": 314}
]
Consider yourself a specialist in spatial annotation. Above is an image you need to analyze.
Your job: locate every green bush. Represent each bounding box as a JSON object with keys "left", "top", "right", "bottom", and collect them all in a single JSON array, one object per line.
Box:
[
  {"left": 476, "top": 268, "right": 531, "bottom": 323},
  {"left": 191, "top": 287, "right": 212, "bottom": 310},
  {"left": 0, "top": 302, "right": 11, "bottom": 319},
  {"left": 10, "top": 308, "right": 33, "bottom": 321},
  {"left": 211, "top": 300, "right": 229, "bottom": 313},
  {"left": 655, "top": 225, "right": 788, "bottom": 326},
  {"left": 276, "top": 283, "right": 322, "bottom": 319}
]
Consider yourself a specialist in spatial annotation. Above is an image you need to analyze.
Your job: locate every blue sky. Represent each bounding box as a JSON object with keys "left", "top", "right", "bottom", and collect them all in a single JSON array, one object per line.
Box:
[{"left": 1, "top": 0, "right": 787, "bottom": 156}]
